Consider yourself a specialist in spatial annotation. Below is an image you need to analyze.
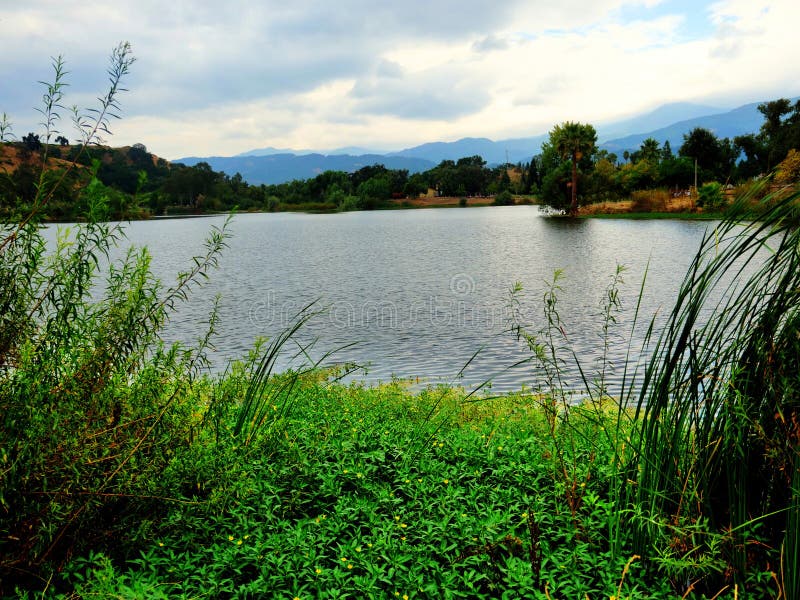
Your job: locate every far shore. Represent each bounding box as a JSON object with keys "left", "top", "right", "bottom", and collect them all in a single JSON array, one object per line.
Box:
[{"left": 25, "top": 193, "right": 727, "bottom": 223}]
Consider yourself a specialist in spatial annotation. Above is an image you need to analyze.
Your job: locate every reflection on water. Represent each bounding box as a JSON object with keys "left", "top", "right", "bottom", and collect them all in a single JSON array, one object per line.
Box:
[{"left": 54, "top": 207, "right": 727, "bottom": 392}]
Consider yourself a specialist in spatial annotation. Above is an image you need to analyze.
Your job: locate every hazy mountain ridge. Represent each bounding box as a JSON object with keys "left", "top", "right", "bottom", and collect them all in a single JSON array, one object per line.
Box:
[
  {"left": 176, "top": 153, "right": 437, "bottom": 185},
  {"left": 599, "top": 101, "right": 776, "bottom": 155},
  {"left": 596, "top": 102, "right": 725, "bottom": 141},
  {"left": 176, "top": 98, "right": 793, "bottom": 184}
]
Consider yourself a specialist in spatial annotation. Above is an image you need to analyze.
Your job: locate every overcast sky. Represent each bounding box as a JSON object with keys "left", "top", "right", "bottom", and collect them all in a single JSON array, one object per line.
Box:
[{"left": 2, "top": 0, "right": 799, "bottom": 159}]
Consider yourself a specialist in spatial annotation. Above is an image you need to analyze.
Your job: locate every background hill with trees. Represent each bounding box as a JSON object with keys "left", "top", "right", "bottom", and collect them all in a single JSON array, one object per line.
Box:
[{"left": 1, "top": 98, "right": 799, "bottom": 221}]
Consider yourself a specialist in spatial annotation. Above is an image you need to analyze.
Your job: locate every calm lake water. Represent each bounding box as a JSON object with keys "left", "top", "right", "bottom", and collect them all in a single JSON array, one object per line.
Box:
[{"left": 91, "top": 207, "right": 724, "bottom": 392}]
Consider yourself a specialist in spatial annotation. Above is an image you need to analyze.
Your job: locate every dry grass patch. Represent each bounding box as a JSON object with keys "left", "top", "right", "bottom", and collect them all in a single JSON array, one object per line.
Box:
[
  {"left": 582, "top": 193, "right": 697, "bottom": 215},
  {"left": 390, "top": 196, "right": 495, "bottom": 208}
]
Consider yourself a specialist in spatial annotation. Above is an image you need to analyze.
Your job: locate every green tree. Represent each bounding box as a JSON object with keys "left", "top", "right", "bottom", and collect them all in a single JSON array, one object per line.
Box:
[
  {"left": 403, "top": 172, "right": 428, "bottom": 198},
  {"left": 357, "top": 175, "right": 391, "bottom": 209},
  {"left": 548, "top": 121, "right": 597, "bottom": 215},
  {"left": 735, "top": 98, "right": 800, "bottom": 177},
  {"left": 587, "top": 157, "right": 619, "bottom": 200},
  {"left": 661, "top": 140, "right": 673, "bottom": 160},
  {"left": 492, "top": 190, "right": 514, "bottom": 205},
  {"left": 697, "top": 181, "right": 724, "bottom": 210},
  {"left": 733, "top": 133, "right": 769, "bottom": 179},
  {"left": 431, "top": 159, "right": 458, "bottom": 196},
  {"left": 527, "top": 156, "right": 541, "bottom": 192},
  {"left": 679, "top": 127, "right": 719, "bottom": 171},
  {"left": 679, "top": 127, "right": 736, "bottom": 183},
  {"left": 455, "top": 155, "right": 488, "bottom": 195},
  {"left": 616, "top": 159, "right": 658, "bottom": 194},
  {"left": 632, "top": 137, "right": 661, "bottom": 164},
  {"left": 658, "top": 155, "right": 695, "bottom": 189}
]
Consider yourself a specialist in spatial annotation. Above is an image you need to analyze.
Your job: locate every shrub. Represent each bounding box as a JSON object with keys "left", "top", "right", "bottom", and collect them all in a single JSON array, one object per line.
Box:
[
  {"left": 630, "top": 189, "right": 669, "bottom": 212},
  {"left": 264, "top": 195, "right": 280, "bottom": 211},
  {"left": 697, "top": 181, "right": 724, "bottom": 210},
  {"left": 493, "top": 190, "right": 514, "bottom": 206},
  {"left": 0, "top": 43, "right": 231, "bottom": 591},
  {"left": 338, "top": 194, "right": 361, "bottom": 212}
]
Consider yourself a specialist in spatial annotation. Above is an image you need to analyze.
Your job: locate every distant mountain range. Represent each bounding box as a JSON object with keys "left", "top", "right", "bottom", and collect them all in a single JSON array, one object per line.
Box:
[
  {"left": 175, "top": 98, "right": 794, "bottom": 185},
  {"left": 174, "top": 153, "right": 435, "bottom": 186},
  {"left": 598, "top": 101, "right": 771, "bottom": 156}
]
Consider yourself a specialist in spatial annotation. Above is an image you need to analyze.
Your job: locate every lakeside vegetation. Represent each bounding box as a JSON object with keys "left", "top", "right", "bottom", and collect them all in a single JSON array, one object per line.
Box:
[{"left": 2, "top": 43, "right": 800, "bottom": 599}]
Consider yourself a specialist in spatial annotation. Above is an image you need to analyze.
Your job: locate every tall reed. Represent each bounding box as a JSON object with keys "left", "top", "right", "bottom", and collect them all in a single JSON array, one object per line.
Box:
[
  {"left": 508, "top": 184, "right": 799, "bottom": 593},
  {"left": 627, "top": 184, "right": 800, "bottom": 593}
]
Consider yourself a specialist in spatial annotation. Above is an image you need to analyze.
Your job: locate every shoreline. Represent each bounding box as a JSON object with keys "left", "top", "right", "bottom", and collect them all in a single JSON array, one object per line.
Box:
[{"left": 10, "top": 198, "right": 724, "bottom": 224}]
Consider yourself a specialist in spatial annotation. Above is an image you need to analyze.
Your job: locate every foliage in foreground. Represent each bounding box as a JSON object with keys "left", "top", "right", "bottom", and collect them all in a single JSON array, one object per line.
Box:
[
  {"left": 628, "top": 186, "right": 800, "bottom": 596},
  {"left": 13, "top": 382, "right": 679, "bottom": 599}
]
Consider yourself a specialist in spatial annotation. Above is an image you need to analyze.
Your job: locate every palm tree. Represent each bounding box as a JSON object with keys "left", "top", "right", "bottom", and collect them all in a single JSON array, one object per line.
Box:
[
  {"left": 550, "top": 121, "right": 597, "bottom": 215},
  {"left": 638, "top": 137, "right": 661, "bottom": 163}
]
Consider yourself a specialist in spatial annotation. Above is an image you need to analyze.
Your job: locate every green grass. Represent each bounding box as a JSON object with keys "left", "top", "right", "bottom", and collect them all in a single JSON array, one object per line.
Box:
[{"left": 50, "top": 382, "right": 679, "bottom": 599}]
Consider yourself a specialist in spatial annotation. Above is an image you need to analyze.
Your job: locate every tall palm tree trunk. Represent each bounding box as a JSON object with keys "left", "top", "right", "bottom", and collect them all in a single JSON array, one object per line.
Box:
[{"left": 569, "top": 152, "right": 578, "bottom": 216}]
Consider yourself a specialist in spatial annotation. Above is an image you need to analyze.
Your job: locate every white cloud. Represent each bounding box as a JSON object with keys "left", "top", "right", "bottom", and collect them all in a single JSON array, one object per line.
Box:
[{"left": 3, "top": 0, "right": 799, "bottom": 159}]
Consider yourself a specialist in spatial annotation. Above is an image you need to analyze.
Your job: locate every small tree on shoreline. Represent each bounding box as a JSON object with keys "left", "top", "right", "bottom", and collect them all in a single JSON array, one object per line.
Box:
[{"left": 550, "top": 121, "right": 597, "bottom": 215}]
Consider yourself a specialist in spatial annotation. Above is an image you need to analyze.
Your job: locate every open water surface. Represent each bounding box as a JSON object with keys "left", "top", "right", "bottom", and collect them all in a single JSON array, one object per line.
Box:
[{"left": 65, "top": 206, "right": 730, "bottom": 393}]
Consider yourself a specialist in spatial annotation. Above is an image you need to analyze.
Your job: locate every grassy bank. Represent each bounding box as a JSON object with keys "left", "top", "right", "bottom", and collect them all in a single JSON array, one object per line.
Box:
[
  {"left": 2, "top": 371, "right": 788, "bottom": 598},
  {"left": 33, "top": 382, "right": 676, "bottom": 598}
]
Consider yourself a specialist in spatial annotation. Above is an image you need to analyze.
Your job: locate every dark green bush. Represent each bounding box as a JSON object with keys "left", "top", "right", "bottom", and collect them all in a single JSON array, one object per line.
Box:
[{"left": 492, "top": 190, "right": 514, "bottom": 206}]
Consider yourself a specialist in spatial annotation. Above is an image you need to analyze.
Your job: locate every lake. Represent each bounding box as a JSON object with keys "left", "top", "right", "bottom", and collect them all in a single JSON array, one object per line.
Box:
[{"left": 97, "top": 207, "right": 722, "bottom": 393}]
